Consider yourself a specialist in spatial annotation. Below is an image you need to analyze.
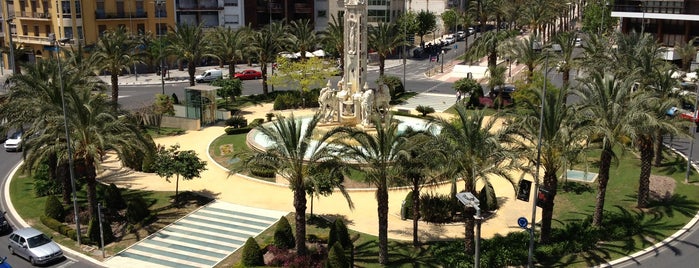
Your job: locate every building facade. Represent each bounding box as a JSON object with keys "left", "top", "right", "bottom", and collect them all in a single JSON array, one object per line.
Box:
[{"left": 611, "top": 0, "right": 699, "bottom": 46}]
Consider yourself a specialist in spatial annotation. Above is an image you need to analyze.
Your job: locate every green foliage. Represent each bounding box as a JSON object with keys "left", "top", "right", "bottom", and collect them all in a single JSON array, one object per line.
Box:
[
  {"left": 241, "top": 237, "right": 264, "bottom": 266},
  {"left": 249, "top": 164, "right": 276, "bottom": 178},
  {"left": 212, "top": 78, "right": 243, "bottom": 103},
  {"left": 415, "top": 105, "right": 435, "bottom": 117},
  {"left": 419, "top": 193, "right": 462, "bottom": 223},
  {"left": 224, "top": 126, "right": 254, "bottom": 135},
  {"left": 273, "top": 89, "right": 321, "bottom": 110},
  {"left": 440, "top": 9, "right": 459, "bottom": 33},
  {"left": 154, "top": 94, "right": 175, "bottom": 116},
  {"left": 273, "top": 216, "right": 295, "bottom": 249},
  {"left": 454, "top": 77, "right": 484, "bottom": 108},
  {"left": 404, "top": 192, "right": 416, "bottom": 219},
  {"left": 40, "top": 215, "right": 83, "bottom": 242},
  {"left": 103, "top": 183, "right": 126, "bottom": 211},
  {"left": 416, "top": 10, "right": 437, "bottom": 43},
  {"left": 334, "top": 218, "right": 352, "bottom": 249},
  {"left": 225, "top": 114, "right": 248, "bottom": 128},
  {"left": 44, "top": 195, "right": 65, "bottom": 221},
  {"left": 512, "top": 72, "right": 559, "bottom": 108},
  {"left": 326, "top": 242, "right": 349, "bottom": 268},
  {"left": 151, "top": 144, "right": 208, "bottom": 200},
  {"left": 265, "top": 113, "right": 275, "bottom": 122},
  {"left": 478, "top": 181, "right": 499, "bottom": 211},
  {"left": 268, "top": 56, "right": 338, "bottom": 92},
  {"left": 249, "top": 118, "right": 265, "bottom": 127},
  {"left": 126, "top": 196, "right": 151, "bottom": 224},
  {"left": 88, "top": 217, "right": 115, "bottom": 245},
  {"left": 376, "top": 75, "right": 404, "bottom": 100},
  {"left": 33, "top": 164, "right": 61, "bottom": 197}
]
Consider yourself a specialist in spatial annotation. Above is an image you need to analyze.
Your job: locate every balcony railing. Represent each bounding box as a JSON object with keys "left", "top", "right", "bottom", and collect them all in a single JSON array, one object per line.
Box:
[
  {"left": 17, "top": 11, "right": 52, "bottom": 19},
  {"left": 12, "top": 34, "right": 54, "bottom": 45},
  {"left": 177, "top": 4, "right": 224, "bottom": 10},
  {"left": 95, "top": 11, "right": 148, "bottom": 19},
  {"left": 294, "top": 3, "right": 312, "bottom": 14}
]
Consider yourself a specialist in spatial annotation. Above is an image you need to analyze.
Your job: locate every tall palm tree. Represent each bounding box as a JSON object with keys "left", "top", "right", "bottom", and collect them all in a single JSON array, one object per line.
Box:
[
  {"left": 468, "top": 29, "right": 515, "bottom": 69},
  {"left": 1, "top": 41, "right": 31, "bottom": 74},
  {"left": 91, "top": 27, "right": 138, "bottom": 106},
  {"left": 433, "top": 107, "right": 518, "bottom": 253},
  {"left": 573, "top": 71, "right": 645, "bottom": 226},
  {"left": 288, "top": 19, "right": 317, "bottom": 61},
  {"left": 651, "top": 67, "right": 683, "bottom": 167},
  {"left": 415, "top": 10, "right": 437, "bottom": 48},
  {"left": 250, "top": 22, "right": 286, "bottom": 95},
  {"left": 368, "top": 22, "right": 405, "bottom": 76},
  {"left": 552, "top": 31, "right": 577, "bottom": 88},
  {"left": 458, "top": 10, "right": 476, "bottom": 61},
  {"left": 510, "top": 86, "right": 583, "bottom": 243},
  {"left": 322, "top": 15, "right": 344, "bottom": 72},
  {"left": 329, "top": 114, "right": 418, "bottom": 265},
  {"left": 675, "top": 37, "right": 698, "bottom": 72},
  {"left": 166, "top": 23, "right": 211, "bottom": 86},
  {"left": 209, "top": 27, "right": 247, "bottom": 77},
  {"left": 243, "top": 113, "right": 353, "bottom": 255},
  {"left": 502, "top": 34, "right": 543, "bottom": 83}
]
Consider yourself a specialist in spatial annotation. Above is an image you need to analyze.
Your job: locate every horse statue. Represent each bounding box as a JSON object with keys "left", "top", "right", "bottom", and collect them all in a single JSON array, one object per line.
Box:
[
  {"left": 373, "top": 85, "right": 391, "bottom": 113},
  {"left": 318, "top": 81, "right": 339, "bottom": 122},
  {"left": 360, "top": 88, "right": 374, "bottom": 126}
]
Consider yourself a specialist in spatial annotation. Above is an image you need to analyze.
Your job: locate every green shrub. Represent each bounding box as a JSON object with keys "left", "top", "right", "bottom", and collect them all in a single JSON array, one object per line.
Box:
[
  {"left": 250, "top": 164, "right": 276, "bottom": 178},
  {"left": 40, "top": 215, "right": 82, "bottom": 242},
  {"left": 224, "top": 126, "right": 253, "bottom": 135},
  {"left": 326, "top": 242, "right": 348, "bottom": 268},
  {"left": 225, "top": 114, "right": 247, "bottom": 128},
  {"left": 265, "top": 113, "right": 275, "bottom": 122},
  {"left": 273, "top": 216, "right": 295, "bottom": 249},
  {"left": 250, "top": 118, "right": 265, "bottom": 127},
  {"left": 33, "top": 164, "right": 61, "bottom": 197},
  {"left": 478, "top": 181, "right": 498, "bottom": 211},
  {"left": 241, "top": 237, "right": 264, "bottom": 266},
  {"left": 126, "top": 196, "right": 151, "bottom": 224},
  {"left": 377, "top": 75, "right": 404, "bottom": 100},
  {"left": 87, "top": 218, "right": 115, "bottom": 245},
  {"left": 273, "top": 93, "right": 300, "bottom": 110},
  {"left": 104, "top": 183, "right": 126, "bottom": 211},
  {"left": 334, "top": 218, "right": 352, "bottom": 249},
  {"left": 419, "top": 193, "right": 461, "bottom": 223},
  {"left": 44, "top": 195, "right": 65, "bottom": 221},
  {"left": 403, "top": 192, "right": 417, "bottom": 219},
  {"left": 415, "top": 105, "right": 435, "bottom": 117}
]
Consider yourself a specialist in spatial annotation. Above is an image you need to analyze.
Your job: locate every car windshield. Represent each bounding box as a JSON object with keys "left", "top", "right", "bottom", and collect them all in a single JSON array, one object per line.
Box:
[
  {"left": 27, "top": 234, "right": 52, "bottom": 248},
  {"left": 8, "top": 131, "right": 21, "bottom": 139}
]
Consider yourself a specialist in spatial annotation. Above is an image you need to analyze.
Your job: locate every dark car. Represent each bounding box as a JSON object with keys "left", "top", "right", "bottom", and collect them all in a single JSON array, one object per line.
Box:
[
  {"left": 0, "top": 212, "right": 9, "bottom": 234},
  {"left": 489, "top": 85, "right": 516, "bottom": 100}
]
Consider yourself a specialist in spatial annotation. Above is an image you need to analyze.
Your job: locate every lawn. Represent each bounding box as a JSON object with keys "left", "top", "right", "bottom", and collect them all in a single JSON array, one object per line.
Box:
[{"left": 9, "top": 170, "right": 211, "bottom": 260}]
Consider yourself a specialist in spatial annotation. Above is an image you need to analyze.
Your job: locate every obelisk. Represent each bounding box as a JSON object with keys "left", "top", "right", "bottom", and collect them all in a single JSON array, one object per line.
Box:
[{"left": 344, "top": 0, "right": 367, "bottom": 99}]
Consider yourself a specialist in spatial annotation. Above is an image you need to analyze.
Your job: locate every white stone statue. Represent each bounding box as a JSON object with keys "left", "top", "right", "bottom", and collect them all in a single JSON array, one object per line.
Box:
[
  {"left": 360, "top": 88, "right": 374, "bottom": 126},
  {"left": 374, "top": 84, "right": 391, "bottom": 113},
  {"left": 318, "top": 80, "right": 338, "bottom": 122},
  {"left": 348, "top": 15, "right": 357, "bottom": 55}
]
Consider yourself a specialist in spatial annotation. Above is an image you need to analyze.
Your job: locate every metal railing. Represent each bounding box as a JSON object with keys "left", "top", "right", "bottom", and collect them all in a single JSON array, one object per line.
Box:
[
  {"left": 95, "top": 11, "right": 148, "bottom": 19},
  {"left": 16, "top": 11, "right": 51, "bottom": 19}
]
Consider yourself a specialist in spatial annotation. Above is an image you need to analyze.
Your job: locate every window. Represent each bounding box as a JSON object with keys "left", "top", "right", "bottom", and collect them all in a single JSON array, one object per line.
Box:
[
  {"left": 77, "top": 26, "right": 83, "bottom": 39},
  {"left": 33, "top": 25, "right": 39, "bottom": 36},
  {"left": 98, "top": 25, "right": 107, "bottom": 36},
  {"left": 64, "top": 26, "right": 73, "bottom": 39},
  {"left": 224, "top": 0, "right": 238, "bottom": 6},
  {"left": 61, "top": 0, "right": 70, "bottom": 14},
  {"left": 22, "top": 24, "right": 27, "bottom": 35},
  {"left": 156, "top": 23, "right": 167, "bottom": 36},
  {"left": 224, "top": 15, "right": 239, "bottom": 24},
  {"left": 44, "top": 25, "right": 49, "bottom": 36},
  {"left": 74, "top": 1, "right": 81, "bottom": 18},
  {"left": 317, "top": 10, "right": 327, "bottom": 18}
]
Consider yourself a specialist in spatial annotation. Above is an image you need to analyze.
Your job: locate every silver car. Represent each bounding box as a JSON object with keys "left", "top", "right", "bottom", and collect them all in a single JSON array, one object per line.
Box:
[{"left": 8, "top": 228, "right": 63, "bottom": 265}]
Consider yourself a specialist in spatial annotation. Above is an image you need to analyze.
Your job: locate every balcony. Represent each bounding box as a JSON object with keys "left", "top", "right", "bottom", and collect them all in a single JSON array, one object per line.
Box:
[
  {"left": 95, "top": 11, "right": 149, "bottom": 20},
  {"left": 257, "top": 3, "right": 283, "bottom": 13},
  {"left": 294, "top": 3, "right": 312, "bottom": 14},
  {"left": 177, "top": 4, "right": 224, "bottom": 11},
  {"left": 12, "top": 34, "right": 53, "bottom": 45},
  {"left": 16, "top": 11, "right": 52, "bottom": 19}
]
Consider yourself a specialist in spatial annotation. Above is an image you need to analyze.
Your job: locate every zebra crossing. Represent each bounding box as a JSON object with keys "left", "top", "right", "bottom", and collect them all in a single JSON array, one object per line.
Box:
[{"left": 105, "top": 201, "right": 287, "bottom": 268}]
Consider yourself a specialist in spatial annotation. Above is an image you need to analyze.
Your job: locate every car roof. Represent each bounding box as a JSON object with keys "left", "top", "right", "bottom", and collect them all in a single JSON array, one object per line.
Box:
[{"left": 13, "top": 227, "right": 43, "bottom": 238}]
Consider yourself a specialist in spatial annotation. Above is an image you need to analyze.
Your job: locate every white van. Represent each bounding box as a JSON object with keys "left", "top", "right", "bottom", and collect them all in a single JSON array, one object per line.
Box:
[{"left": 195, "top": 69, "right": 223, "bottom": 83}]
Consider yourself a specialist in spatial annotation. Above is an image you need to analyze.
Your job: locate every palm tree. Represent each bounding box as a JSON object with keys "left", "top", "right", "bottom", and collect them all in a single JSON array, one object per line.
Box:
[
  {"left": 368, "top": 22, "right": 405, "bottom": 76},
  {"left": 458, "top": 10, "right": 476, "bottom": 61},
  {"left": 1, "top": 42, "right": 31, "bottom": 74},
  {"left": 468, "top": 29, "right": 516, "bottom": 69},
  {"left": 651, "top": 67, "right": 683, "bottom": 167},
  {"left": 572, "top": 71, "right": 645, "bottom": 226},
  {"left": 433, "top": 107, "right": 518, "bottom": 253},
  {"left": 288, "top": 19, "right": 317, "bottom": 61},
  {"left": 90, "top": 27, "right": 138, "bottom": 106},
  {"left": 242, "top": 112, "right": 353, "bottom": 255},
  {"left": 322, "top": 15, "right": 344, "bottom": 72},
  {"left": 675, "top": 37, "right": 698, "bottom": 72},
  {"left": 502, "top": 34, "right": 543, "bottom": 83},
  {"left": 209, "top": 27, "right": 247, "bottom": 77},
  {"left": 166, "top": 23, "right": 212, "bottom": 86},
  {"left": 510, "top": 86, "right": 583, "bottom": 243},
  {"left": 551, "top": 31, "right": 577, "bottom": 88},
  {"left": 250, "top": 22, "right": 286, "bottom": 95},
  {"left": 329, "top": 114, "right": 418, "bottom": 265},
  {"left": 415, "top": 10, "right": 437, "bottom": 48}
]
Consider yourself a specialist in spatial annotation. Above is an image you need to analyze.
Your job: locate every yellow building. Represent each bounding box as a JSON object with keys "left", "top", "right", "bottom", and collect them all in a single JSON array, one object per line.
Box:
[{"left": 1, "top": 0, "right": 175, "bottom": 68}]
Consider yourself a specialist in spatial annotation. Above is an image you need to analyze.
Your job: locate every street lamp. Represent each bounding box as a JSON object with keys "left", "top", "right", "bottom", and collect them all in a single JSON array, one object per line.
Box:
[
  {"left": 527, "top": 50, "right": 549, "bottom": 268},
  {"left": 640, "top": 1, "right": 645, "bottom": 35},
  {"left": 507, "top": 58, "right": 512, "bottom": 78},
  {"left": 686, "top": 80, "right": 699, "bottom": 183},
  {"left": 440, "top": 50, "right": 445, "bottom": 73},
  {"left": 155, "top": 0, "right": 165, "bottom": 94},
  {"left": 456, "top": 192, "right": 482, "bottom": 268},
  {"left": 48, "top": 33, "right": 82, "bottom": 246},
  {"left": 5, "top": 15, "right": 15, "bottom": 74}
]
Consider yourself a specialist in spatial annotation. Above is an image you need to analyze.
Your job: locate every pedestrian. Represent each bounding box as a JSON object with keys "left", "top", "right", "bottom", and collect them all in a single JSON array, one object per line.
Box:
[{"left": 456, "top": 91, "right": 462, "bottom": 103}]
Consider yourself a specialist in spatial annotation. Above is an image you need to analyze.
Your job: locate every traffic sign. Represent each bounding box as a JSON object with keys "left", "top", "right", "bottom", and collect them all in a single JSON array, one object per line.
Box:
[{"left": 517, "top": 217, "right": 528, "bottom": 229}]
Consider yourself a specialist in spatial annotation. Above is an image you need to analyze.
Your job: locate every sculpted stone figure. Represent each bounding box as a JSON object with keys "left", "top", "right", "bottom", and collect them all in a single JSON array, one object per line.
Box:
[
  {"left": 360, "top": 88, "right": 374, "bottom": 126},
  {"left": 318, "top": 80, "right": 338, "bottom": 122}
]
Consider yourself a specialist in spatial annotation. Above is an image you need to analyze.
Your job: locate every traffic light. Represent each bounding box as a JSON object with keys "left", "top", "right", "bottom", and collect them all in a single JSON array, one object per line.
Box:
[{"left": 516, "top": 180, "right": 532, "bottom": 202}]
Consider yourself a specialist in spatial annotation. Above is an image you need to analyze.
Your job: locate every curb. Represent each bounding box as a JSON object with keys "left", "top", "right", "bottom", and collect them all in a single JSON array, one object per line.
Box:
[{"left": 2, "top": 161, "right": 106, "bottom": 267}]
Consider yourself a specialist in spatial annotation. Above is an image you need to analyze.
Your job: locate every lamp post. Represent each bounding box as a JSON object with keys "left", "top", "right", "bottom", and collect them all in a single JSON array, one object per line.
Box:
[
  {"left": 686, "top": 81, "right": 699, "bottom": 184},
  {"left": 507, "top": 58, "right": 511, "bottom": 78},
  {"left": 5, "top": 15, "right": 15, "bottom": 74},
  {"left": 440, "top": 50, "right": 445, "bottom": 73},
  {"left": 527, "top": 50, "right": 549, "bottom": 268},
  {"left": 456, "top": 192, "right": 482, "bottom": 268},
  {"left": 156, "top": 0, "right": 165, "bottom": 94},
  {"left": 49, "top": 33, "right": 82, "bottom": 246},
  {"left": 640, "top": 1, "right": 645, "bottom": 35}
]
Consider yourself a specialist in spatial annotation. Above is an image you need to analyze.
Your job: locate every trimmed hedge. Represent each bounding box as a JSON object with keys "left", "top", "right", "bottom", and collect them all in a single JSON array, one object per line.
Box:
[
  {"left": 224, "top": 126, "right": 253, "bottom": 135},
  {"left": 44, "top": 195, "right": 65, "bottom": 221},
  {"left": 241, "top": 237, "right": 264, "bottom": 266},
  {"left": 126, "top": 196, "right": 151, "bottom": 224},
  {"left": 104, "top": 183, "right": 126, "bottom": 211},
  {"left": 40, "top": 215, "right": 85, "bottom": 243},
  {"left": 88, "top": 218, "right": 115, "bottom": 244},
  {"left": 273, "top": 216, "right": 295, "bottom": 249},
  {"left": 326, "top": 242, "right": 349, "bottom": 268}
]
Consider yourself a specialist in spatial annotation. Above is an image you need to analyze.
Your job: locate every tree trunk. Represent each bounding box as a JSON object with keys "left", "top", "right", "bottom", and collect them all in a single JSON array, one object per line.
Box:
[
  {"left": 175, "top": 174, "right": 180, "bottom": 203},
  {"left": 654, "top": 130, "right": 664, "bottom": 167},
  {"left": 188, "top": 61, "right": 196, "bottom": 86},
  {"left": 463, "top": 207, "right": 475, "bottom": 254},
  {"left": 110, "top": 73, "right": 120, "bottom": 106},
  {"left": 59, "top": 162, "right": 71, "bottom": 204},
  {"left": 377, "top": 184, "right": 389, "bottom": 264},
  {"left": 593, "top": 146, "right": 613, "bottom": 226},
  {"left": 228, "top": 60, "right": 236, "bottom": 78},
  {"left": 293, "top": 187, "right": 308, "bottom": 255},
  {"left": 261, "top": 62, "right": 269, "bottom": 95},
  {"left": 637, "top": 137, "right": 653, "bottom": 208},
  {"left": 539, "top": 169, "right": 558, "bottom": 244},
  {"left": 379, "top": 55, "right": 386, "bottom": 76},
  {"left": 563, "top": 69, "right": 570, "bottom": 88},
  {"left": 80, "top": 159, "right": 98, "bottom": 221},
  {"left": 411, "top": 184, "right": 420, "bottom": 247}
]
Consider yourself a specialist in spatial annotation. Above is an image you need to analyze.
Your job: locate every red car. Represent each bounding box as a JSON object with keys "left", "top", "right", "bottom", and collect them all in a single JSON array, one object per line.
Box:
[{"left": 234, "top": 69, "right": 262, "bottom": 80}]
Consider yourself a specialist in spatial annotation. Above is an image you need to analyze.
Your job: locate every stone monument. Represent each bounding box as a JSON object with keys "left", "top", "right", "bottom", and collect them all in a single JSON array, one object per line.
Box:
[{"left": 340, "top": 0, "right": 368, "bottom": 125}]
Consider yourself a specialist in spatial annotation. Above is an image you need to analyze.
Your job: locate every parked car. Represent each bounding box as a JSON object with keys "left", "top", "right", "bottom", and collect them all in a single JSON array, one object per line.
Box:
[
  {"left": 456, "top": 31, "right": 466, "bottom": 40},
  {"left": 234, "top": 69, "right": 262, "bottom": 80},
  {"left": 574, "top": 37, "right": 582, "bottom": 47},
  {"left": 489, "top": 85, "right": 516, "bottom": 100},
  {"left": 195, "top": 69, "right": 223, "bottom": 83},
  {"left": 8, "top": 228, "right": 63, "bottom": 265},
  {"left": 444, "top": 35, "right": 456, "bottom": 44},
  {"left": 4, "top": 130, "right": 22, "bottom": 152},
  {"left": 468, "top": 27, "right": 475, "bottom": 35},
  {"left": 0, "top": 212, "right": 9, "bottom": 234}
]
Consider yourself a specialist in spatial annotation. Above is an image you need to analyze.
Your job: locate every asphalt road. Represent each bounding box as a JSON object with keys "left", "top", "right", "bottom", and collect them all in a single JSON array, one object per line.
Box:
[{"left": 0, "top": 150, "right": 100, "bottom": 268}]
